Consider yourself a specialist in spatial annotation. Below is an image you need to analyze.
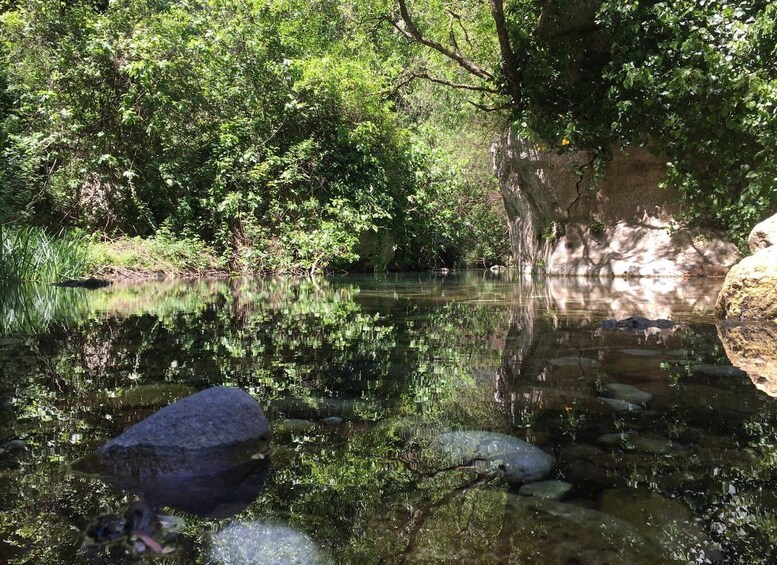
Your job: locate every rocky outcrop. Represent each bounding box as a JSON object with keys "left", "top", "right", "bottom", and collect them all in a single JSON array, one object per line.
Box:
[
  {"left": 716, "top": 213, "right": 777, "bottom": 321},
  {"left": 491, "top": 128, "right": 741, "bottom": 276}
]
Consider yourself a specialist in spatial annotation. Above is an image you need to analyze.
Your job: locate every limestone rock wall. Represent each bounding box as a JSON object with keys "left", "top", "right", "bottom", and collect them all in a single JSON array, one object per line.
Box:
[{"left": 492, "top": 128, "right": 741, "bottom": 276}]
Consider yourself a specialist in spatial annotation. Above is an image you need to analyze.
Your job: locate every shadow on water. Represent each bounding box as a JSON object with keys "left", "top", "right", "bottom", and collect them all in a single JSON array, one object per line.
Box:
[{"left": 1, "top": 273, "right": 777, "bottom": 563}]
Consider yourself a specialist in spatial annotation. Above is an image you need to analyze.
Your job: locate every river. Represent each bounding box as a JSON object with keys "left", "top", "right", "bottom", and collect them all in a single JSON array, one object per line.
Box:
[{"left": 0, "top": 273, "right": 775, "bottom": 563}]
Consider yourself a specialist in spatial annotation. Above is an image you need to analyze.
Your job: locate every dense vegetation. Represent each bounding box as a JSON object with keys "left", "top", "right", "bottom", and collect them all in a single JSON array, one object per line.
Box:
[
  {"left": 0, "top": 0, "right": 507, "bottom": 278},
  {"left": 1, "top": 0, "right": 776, "bottom": 278},
  {"left": 393, "top": 0, "right": 777, "bottom": 244}
]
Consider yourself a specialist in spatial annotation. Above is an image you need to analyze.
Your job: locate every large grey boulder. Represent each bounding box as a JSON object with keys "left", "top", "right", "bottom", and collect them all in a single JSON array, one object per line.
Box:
[
  {"left": 716, "top": 213, "right": 777, "bottom": 321},
  {"left": 72, "top": 387, "right": 271, "bottom": 517}
]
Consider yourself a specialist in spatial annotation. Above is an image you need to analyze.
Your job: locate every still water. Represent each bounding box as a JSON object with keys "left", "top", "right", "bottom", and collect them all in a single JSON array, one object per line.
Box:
[{"left": 1, "top": 273, "right": 776, "bottom": 564}]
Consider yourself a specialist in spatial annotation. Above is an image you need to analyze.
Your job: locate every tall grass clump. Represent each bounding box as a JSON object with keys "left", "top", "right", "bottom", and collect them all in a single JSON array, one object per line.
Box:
[{"left": 0, "top": 225, "right": 90, "bottom": 283}]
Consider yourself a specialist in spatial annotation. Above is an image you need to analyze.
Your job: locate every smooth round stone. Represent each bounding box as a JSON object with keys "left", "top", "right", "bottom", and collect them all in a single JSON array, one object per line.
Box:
[
  {"left": 210, "top": 522, "right": 328, "bottom": 564},
  {"left": 603, "top": 383, "right": 653, "bottom": 405},
  {"left": 598, "top": 397, "right": 643, "bottom": 412},
  {"left": 619, "top": 349, "right": 660, "bottom": 357},
  {"left": 692, "top": 364, "right": 747, "bottom": 378},
  {"left": 436, "top": 431, "right": 554, "bottom": 484},
  {"left": 598, "top": 431, "right": 637, "bottom": 446},
  {"left": 7, "top": 440, "right": 26, "bottom": 450},
  {"left": 630, "top": 436, "right": 689, "bottom": 456},
  {"left": 549, "top": 356, "right": 599, "bottom": 368},
  {"left": 275, "top": 419, "right": 317, "bottom": 433},
  {"left": 518, "top": 480, "right": 572, "bottom": 500},
  {"left": 322, "top": 417, "right": 343, "bottom": 425}
]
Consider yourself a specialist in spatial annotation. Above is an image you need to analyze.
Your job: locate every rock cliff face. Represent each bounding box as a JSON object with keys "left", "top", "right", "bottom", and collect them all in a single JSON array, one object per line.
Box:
[{"left": 491, "top": 128, "right": 741, "bottom": 276}]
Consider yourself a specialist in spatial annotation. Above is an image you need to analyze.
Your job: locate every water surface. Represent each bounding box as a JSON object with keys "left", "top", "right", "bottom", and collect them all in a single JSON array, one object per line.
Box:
[{"left": 1, "top": 274, "right": 776, "bottom": 563}]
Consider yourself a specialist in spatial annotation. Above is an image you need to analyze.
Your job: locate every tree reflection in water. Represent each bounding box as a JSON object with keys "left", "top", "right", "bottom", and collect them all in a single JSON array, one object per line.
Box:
[{"left": 1, "top": 274, "right": 776, "bottom": 563}]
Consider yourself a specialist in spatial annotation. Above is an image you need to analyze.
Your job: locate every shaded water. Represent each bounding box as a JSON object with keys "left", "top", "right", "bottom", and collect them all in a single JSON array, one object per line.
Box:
[{"left": 1, "top": 274, "right": 777, "bottom": 563}]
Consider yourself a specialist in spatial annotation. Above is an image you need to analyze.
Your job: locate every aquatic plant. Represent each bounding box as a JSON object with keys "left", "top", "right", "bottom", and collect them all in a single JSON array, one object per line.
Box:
[{"left": 0, "top": 225, "right": 89, "bottom": 283}]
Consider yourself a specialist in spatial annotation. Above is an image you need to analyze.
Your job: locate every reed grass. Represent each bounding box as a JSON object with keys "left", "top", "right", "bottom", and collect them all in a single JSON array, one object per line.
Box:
[{"left": 0, "top": 225, "right": 90, "bottom": 283}]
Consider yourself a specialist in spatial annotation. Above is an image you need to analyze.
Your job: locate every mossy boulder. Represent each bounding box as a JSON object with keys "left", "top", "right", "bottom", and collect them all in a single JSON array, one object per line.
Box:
[
  {"left": 716, "top": 213, "right": 777, "bottom": 321},
  {"left": 715, "top": 246, "right": 777, "bottom": 321}
]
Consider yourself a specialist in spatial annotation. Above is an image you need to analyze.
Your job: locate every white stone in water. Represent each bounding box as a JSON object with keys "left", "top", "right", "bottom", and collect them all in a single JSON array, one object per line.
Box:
[
  {"left": 603, "top": 383, "right": 653, "bottom": 405},
  {"left": 598, "top": 397, "right": 643, "bottom": 412},
  {"left": 518, "top": 480, "right": 573, "bottom": 500},
  {"left": 210, "top": 522, "right": 329, "bottom": 564},
  {"left": 549, "top": 357, "right": 599, "bottom": 368},
  {"left": 436, "top": 431, "right": 554, "bottom": 484}
]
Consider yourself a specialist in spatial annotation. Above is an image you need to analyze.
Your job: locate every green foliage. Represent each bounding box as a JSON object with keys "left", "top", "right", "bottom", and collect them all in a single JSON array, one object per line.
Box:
[
  {"left": 0, "top": 225, "right": 90, "bottom": 282},
  {"left": 516, "top": 0, "right": 777, "bottom": 245},
  {"left": 88, "top": 231, "right": 224, "bottom": 275},
  {"left": 1, "top": 0, "right": 508, "bottom": 273}
]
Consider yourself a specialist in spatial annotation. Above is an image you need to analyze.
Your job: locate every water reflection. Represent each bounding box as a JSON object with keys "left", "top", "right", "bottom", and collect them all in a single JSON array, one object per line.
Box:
[
  {"left": 1, "top": 274, "right": 776, "bottom": 563},
  {"left": 73, "top": 387, "right": 271, "bottom": 519},
  {"left": 718, "top": 322, "right": 777, "bottom": 397}
]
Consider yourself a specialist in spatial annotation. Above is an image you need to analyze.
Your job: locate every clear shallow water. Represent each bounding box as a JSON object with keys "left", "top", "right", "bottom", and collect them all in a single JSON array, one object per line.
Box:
[{"left": 1, "top": 273, "right": 776, "bottom": 563}]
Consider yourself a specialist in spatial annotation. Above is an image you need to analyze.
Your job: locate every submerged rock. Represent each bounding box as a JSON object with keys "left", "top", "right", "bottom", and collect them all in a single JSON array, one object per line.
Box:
[
  {"left": 518, "top": 480, "right": 572, "bottom": 500},
  {"left": 210, "top": 522, "right": 329, "bottom": 565},
  {"left": 72, "top": 387, "right": 271, "bottom": 518},
  {"left": 618, "top": 348, "right": 661, "bottom": 357},
  {"left": 602, "top": 383, "right": 653, "bottom": 405},
  {"left": 436, "top": 431, "right": 554, "bottom": 484},
  {"left": 549, "top": 356, "right": 599, "bottom": 368},
  {"left": 363, "top": 487, "right": 669, "bottom": 563},
  {"left": 629, "top": 436, "right": 689, "bottom": 456},
  {"left": 598, "top": 397, "right": 643, "bottom": 412},
  {"left": 718, "top": 322, "right": 777, "bottom": 397},
  {"left": 600, "top": 488, "right": 718, "bottom": 562},
  {"left": 601, "top": 317, "right": 675, "bottom": 330}
]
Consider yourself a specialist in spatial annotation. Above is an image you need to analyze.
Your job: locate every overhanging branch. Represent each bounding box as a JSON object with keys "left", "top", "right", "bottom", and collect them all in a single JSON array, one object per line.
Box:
[{"left": 394, "top": 0, "right": 495, "bottom": 82}]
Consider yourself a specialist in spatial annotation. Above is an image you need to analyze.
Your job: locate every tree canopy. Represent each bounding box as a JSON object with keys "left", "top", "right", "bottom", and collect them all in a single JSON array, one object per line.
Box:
[{"left": 391, "top": 0, "right": 777, "bottom": 243}]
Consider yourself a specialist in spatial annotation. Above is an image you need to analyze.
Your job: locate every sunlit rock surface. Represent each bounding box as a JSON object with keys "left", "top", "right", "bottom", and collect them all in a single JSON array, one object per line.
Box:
[
  {"left": 72, "top": 387, "right": 271, "bottom": 518},
  {"left": 717, "top": 212, "right": 777, "bottom": 321},
  {"left": 210, "top": 522, "right": 329, "bottom": 565},
  {"left": 492, "top": 128, "right": 740, "bottom": 274},
  {"left": 718, "top": 322, "right": 777, "bottom": 397},
  {"left": 747, "top": 214, "right": 777, "bottom": 252},
  {"left": 716, "top": 246, "right": 777, "bottom": 321},
  {"left": 436, "top": 431, "right": 554, "bottom": 484}
]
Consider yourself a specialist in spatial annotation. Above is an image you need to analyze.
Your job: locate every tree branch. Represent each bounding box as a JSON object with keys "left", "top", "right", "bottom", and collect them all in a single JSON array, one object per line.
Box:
[
  {"left": 487, "top": 0, "right": 522, "bottom": 105},
  {"left": 393, "top": 0, "right": 495, "bottom": 82},
  {"left": 407, "top": 72, "right": 502, "bottom": 94}
]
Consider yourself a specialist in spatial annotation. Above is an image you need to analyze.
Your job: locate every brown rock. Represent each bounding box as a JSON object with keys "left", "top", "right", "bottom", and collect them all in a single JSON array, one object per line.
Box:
[{"left": 718, "top": 323, "right": 777, "bottom": 397}]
